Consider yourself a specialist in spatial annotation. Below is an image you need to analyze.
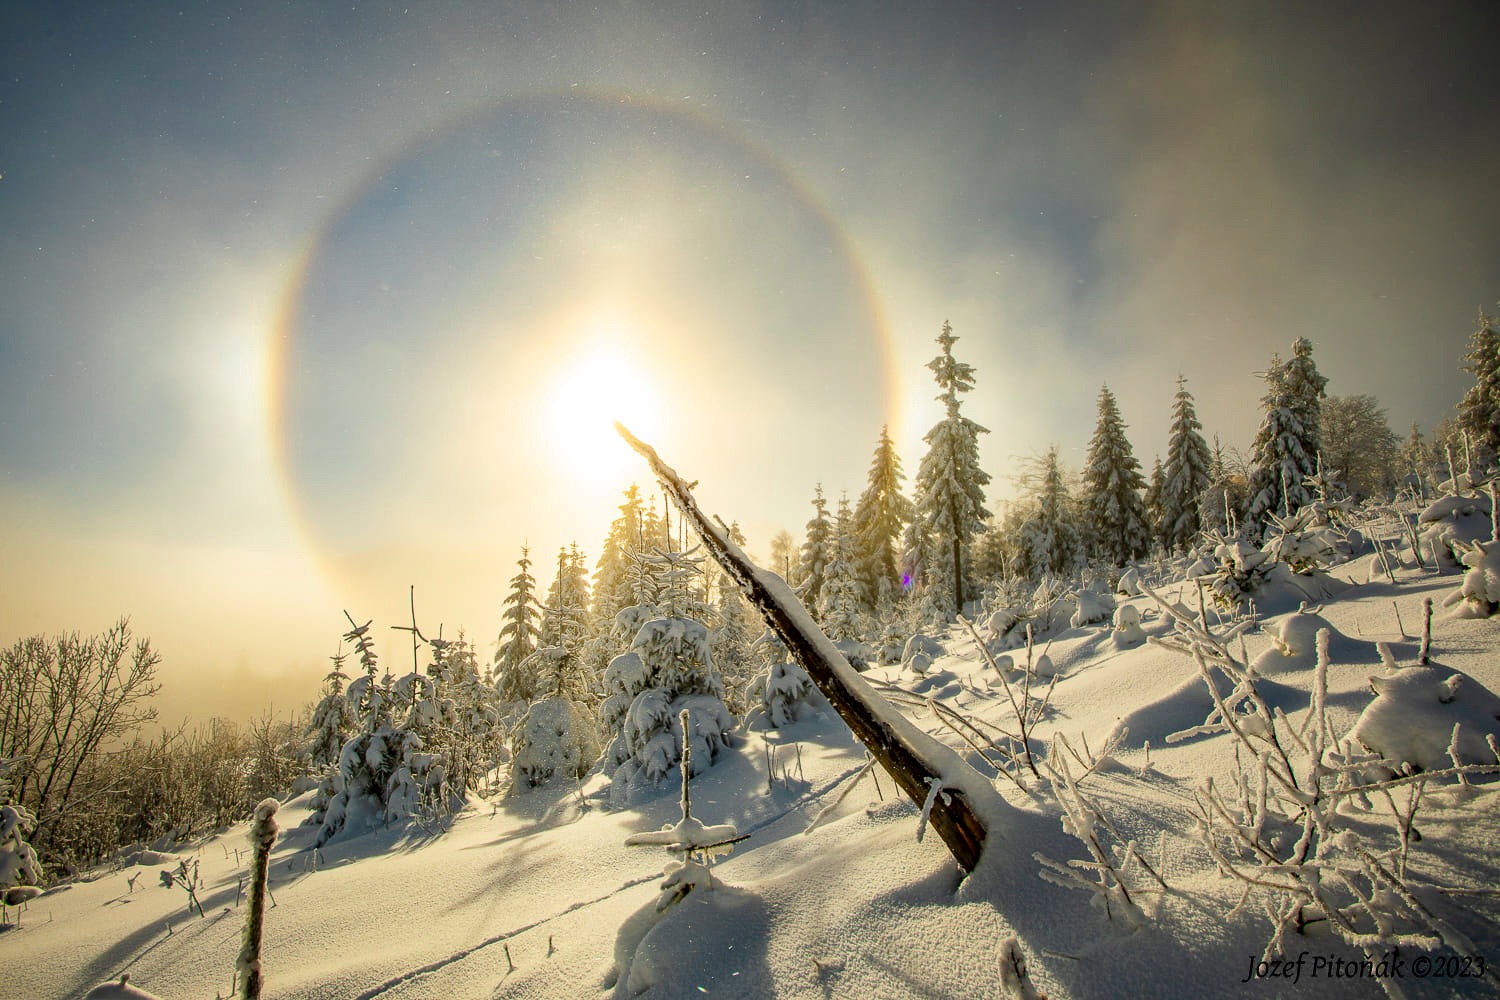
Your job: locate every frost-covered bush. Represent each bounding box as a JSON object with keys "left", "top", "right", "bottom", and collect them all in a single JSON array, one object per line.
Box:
[
  {"left": 601, "top": 616, "right": 734, "bottom": 805},
  {"left": 871, "top": 616, "right": 908, "bottom": 665},
  {"left": 1203, "top": 516, "right": 1349, "bottom": 613},
  {"left": 1149, "top": 590, "right": 1500, "bottom": 973},
  {"left": 509, "top": 696, "right": 600, "bottom": 790},
  {"left": 1441, "top": 539, "right": 1500, "bottom": 618},
  {"left": 1069, "top": 589, "right": 1114, "bottom": 629},
  {"left": 1260, "top": 506, "right": 1346, "bottom": 573},
  {"left": 1183, "top": 551, "right": 1217, "bottom": 580},
  {"left": 1418, "top": 492, "right": 1493, "bottom": 570},
  {"left": 978, "top": 608, "right": 1020, "bottom": 646},
  {"left": 1204, "top": 537, "right": 1273, "bottom": 610},
  {"left": 1110, "top": 604, "right": 1145, "bottom": 648}
]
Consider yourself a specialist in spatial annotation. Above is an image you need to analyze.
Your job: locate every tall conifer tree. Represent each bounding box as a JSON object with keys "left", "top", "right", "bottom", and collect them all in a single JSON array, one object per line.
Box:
[
  {"left": 495, "top": 547, "right": 541, "bottom": 703},
  {"left": 913, "top": 321, "right": 990, "bottom": 614},
  {"left": 1457, "top": 307, "right": 1500, "bottom": 465},
  {"left": 1081, "top": 385, "right": 1149, "bottom": 566},
  {"left": 592, "top": 485, "right": 648, "bottom": 621},
  {"left": 540, "top": 544, "right": 590, "bottom": 652},
  {"left": 1246, "top": 339, "right": 1327, "bottom": 537},
  {"left": 799, "top": 484, "right": 834, "bottom": 612},
  {"left": 820, "top": 496, "right": 866, "bottom": 641},
  {"left": 1160, "top": 375, "right": 1212, "bottom": 552},
  {"left": 1143, "top": 457, "right": 1166, "bottom": 550},
  {"left": 851, "top": 425, "right": 913, "bottom": 612},
  {"left": 1018, "top": 446, "right": 1080, "bottom": 579}
]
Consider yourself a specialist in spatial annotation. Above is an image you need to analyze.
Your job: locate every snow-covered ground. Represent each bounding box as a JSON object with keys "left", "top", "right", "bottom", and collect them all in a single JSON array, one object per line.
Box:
[{"left": 6, "top": 547, "right": 1500, "bottom": 999}]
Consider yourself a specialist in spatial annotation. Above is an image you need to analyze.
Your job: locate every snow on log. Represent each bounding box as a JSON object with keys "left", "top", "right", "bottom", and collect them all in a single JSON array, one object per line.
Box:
[{"left": 616, "top": 423, "right": 1004, "bottom": 873}]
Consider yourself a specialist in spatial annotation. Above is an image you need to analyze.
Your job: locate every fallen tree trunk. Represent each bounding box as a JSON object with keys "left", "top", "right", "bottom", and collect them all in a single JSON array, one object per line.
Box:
[{"left": 616, "top": 423, "right": 993, "bottom": 873}]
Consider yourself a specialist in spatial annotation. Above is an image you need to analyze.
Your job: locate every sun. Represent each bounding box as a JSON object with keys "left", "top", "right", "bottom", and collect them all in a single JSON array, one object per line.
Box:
[{"left": 540, "top": 321, "right": 664, "bottom": 491}]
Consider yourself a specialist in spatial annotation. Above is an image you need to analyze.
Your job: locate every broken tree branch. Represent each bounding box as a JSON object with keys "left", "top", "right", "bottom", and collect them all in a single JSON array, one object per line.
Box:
[{"left": 615, "top": 423, "right": 994, "bottom": 872}]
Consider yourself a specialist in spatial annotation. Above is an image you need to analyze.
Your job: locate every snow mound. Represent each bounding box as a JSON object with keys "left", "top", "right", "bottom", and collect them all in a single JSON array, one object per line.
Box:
[
  {"left": 1350, "top": 665, "right": 1500, "bottom": 770},
  {"left": 1032, "top": 653, "right": 1060, "bottom": 679},
  {"left": 909, "top": 669, "right": 963, "bottom": 699},
  {"left": 607, "top": 883, "right": 769, "bottom": 997},
  {"left": 1249, "top": 607, "right": 1375, "bottom": 675},
  {"left": 902, "top": 634, "right": 944, "bottom": 672},
  {"left": 83, "top": 976, "right": 165, "bottom": 999},
  {"left": 1252, "top": 562, "right": 1351, "bottom": 614},
  {"left": 115, "top": 849, "right": 180, "bottom": 868},
  {"left": 1118, "top": 668, "right": 1307, "bottom": 746}
]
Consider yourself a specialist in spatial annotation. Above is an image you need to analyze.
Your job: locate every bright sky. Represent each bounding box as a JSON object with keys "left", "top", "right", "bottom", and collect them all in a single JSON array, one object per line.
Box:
[{"left": 2, "top": 2, "right": 1497, "bottom": 724}]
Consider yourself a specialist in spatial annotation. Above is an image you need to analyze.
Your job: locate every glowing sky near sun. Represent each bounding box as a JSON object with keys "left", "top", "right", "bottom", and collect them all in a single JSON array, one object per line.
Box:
[{"left": 0, "top": 1, "right": 1497, "bottom": 723}]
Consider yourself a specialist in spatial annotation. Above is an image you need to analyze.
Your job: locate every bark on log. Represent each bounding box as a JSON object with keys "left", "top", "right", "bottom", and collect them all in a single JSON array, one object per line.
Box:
[{"left": 616, "top": 424, "right": 988, "bottom": 873}]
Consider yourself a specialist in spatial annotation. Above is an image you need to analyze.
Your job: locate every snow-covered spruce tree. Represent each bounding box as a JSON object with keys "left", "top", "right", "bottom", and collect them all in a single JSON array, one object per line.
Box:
[
  {"left": 1, "top": 757, "right": 43, "bottom": 914},
  {"left": 1457, "top": 305, "right": 1500, "bottom": 467},
  {"left": 1017, "top": 447, "right": 1082, "bottom": 580},
  {"left": 509, "top": 692, "right": 601, "bottom": 790},
  {"left": 305, "top": 647, "right": 357, "bottom": 772},
  {"left": 521, "top": 545, "right": 595, "bottom": 707},
  {"left": 632, "top": 541, "right": 713, "bottom": 627},
  {"left": 312, "top": 613, "right": 399, "bottom": 844},
  {"left": 539, "top": 543, "right": 590, "bottom": 653},
  {"left": 1143, "top": 457, "right": 1166, "bottom": 551},
  {"left": 384, "top": 662, "right": 455, "bottom": 825},
  {"left": 508, "top": 549, "right": 603, "bottom": 792},
  {"left": 599, "top": 553, "right": 734, "bottom": 805},
  {"left": 1245, "top": 339, "right": 1327, "bottom": 539},
  {"left": 1399, "top": 422, "right": 1435, "bottom": 495},
  {"left": 592, "top": 485, "right": 653, "bottom": 624},
  {"left": 819, "top": 495, "right": 866, "bottom": 642},
  {"left": 494, "top": 546, "right": 541, "bottom": 707},
  {"left": 968, "top": 517, "right": 1010, "bottom": 586},
  {"left": 431, "top": 631, "right": 502, "bottom": 795},
  {"left": 1199, "top": 434, "right": 1247, "bottom": 538},
  {"left": 314, "top": 600, "right": 467, "bottom": 843},
  {"left": 899, "top": 516, "right": 933, "bottom": 596},
  {"left": 913, "top": 320, "right": 991, "bottom": 614},
  {"left": 708, "top": 522, "right": 760, "bottom": 717},
  {"left": 799, "top": 484, "right": 834, "bottom": 613},
  {"left": 1081, "top": 384, "right": 1150, "bottom": 566},
  {"left": 1161, "top": 375, "right": 1212, "bottom": 552},
  {"left": 743, "top": 629, "right": 823, "bottom": 729},
  {"left": 851, "top": 424, "right": 913, "bottom": 614}
]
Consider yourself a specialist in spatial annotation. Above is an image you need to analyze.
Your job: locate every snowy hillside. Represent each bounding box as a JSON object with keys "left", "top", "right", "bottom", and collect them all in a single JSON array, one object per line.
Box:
[{"left": 6, "top": 541, "right": 1500, "bottom": 999}]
